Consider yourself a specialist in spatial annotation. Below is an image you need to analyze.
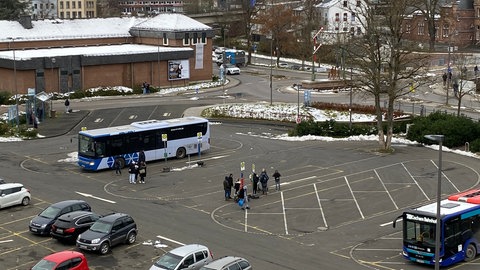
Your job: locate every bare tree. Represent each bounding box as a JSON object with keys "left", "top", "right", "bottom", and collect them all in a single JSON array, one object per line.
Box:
[
  {"left": 295, "top": 0, "right": 322, "bottom": 69},
  {"left": 240, "top": 0, "right": 263, "bottom": 65},
  {"left": 256, "top": 2, "right": 299, "bottom": 66},
  {"left": 451, "top": 54, "right": 475, "bottom": 117},
  {"left": 346, "top": 0, "right": 430, "bottom": 150}
]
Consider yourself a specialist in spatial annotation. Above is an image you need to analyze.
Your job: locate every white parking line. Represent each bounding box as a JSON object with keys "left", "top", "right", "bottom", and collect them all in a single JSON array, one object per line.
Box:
[
  {"left": 314, "top": 183, "right": 328, "bottom": 228},
  {"left": 374, "top": 169, "right": 399, "bottom": 210},
  {"left": 344, "top": 176, "right": 364, "bottom": 219},
  {"left": 75, "top": 191, "right": 116, "bottom": 204},
  {"left": 401, "top": 162, "right": 430, "bottom": 200},
  {"left": 156, "top": 235, "right": 185, "bottom": 246},
  {"left": 281, "top": 192, "right": 288, "bottom": 235}
]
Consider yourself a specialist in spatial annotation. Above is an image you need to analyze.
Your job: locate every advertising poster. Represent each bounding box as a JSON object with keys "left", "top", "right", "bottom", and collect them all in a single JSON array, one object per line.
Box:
[{"left": 168, "top": 59, "right": 190, "bottom": 80}]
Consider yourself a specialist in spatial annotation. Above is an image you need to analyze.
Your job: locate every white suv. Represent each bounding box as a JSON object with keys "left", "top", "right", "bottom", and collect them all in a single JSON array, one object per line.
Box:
[
  {"left": 200, "top": 256, "right": 252, "bottom": 270},
  {"left": 0, "top": 183, "right": 31, "bottom": 209},
  {"left": 150, "top": 244, "right": 213, "bottom": 270}
]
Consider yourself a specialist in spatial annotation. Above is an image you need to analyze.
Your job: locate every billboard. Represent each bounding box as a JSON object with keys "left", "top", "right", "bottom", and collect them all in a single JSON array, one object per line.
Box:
[{"left": 168, "top": 60, "right": 190, "bottom": 80}]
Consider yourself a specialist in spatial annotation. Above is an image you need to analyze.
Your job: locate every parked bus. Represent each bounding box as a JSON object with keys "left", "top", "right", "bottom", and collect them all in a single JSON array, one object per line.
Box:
[
  {"left": 77, "top": 117, "right": 210, "bottom": 171},
  {"left": 393, "top": 189, "right": 480, "bottom": 267}
]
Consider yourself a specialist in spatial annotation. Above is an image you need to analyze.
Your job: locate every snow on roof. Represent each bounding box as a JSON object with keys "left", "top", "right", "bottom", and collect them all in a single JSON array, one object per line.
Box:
[
  {"left": 132, "top": 13, "right": 211, "bottom": 32},
  {"left": 0, "top": 17, "right": 142, "bottom": 42},
  {"left": 0, "top": 44, "right": 192, "bottom": 60}
]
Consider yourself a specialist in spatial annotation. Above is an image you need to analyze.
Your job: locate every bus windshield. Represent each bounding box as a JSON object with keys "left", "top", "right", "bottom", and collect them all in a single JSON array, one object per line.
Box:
[
  {"left": 405, "top": 219, "right": 436, "bottom": 246},
  {"left": 79, "top": 135, "right": 105, "bottom": 158}
]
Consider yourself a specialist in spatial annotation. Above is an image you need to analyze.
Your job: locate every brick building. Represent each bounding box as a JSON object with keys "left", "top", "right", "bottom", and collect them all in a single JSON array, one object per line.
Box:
[
  {"left": 0, "top": 13, "right": 214, "bottom": 95},
  {"left": 402, "top": 0, "right": 480, "bottom": 48}
]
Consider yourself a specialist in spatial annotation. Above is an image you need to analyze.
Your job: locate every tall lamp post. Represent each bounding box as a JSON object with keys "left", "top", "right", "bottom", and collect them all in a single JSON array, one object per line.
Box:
[
  {"left": 424, "top": 134, "right": 444, "bottom": 270},
  {"left": 7, "top": 37, "right": 20, "bottom": 126},
  {"left": 270, "top": 35, "right": 273, "bottom": 105}
]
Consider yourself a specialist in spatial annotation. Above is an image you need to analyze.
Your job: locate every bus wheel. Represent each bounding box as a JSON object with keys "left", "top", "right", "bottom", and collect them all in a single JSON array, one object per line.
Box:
[
  {"left": 465, "top": 243, "right": 477, "bottom": 262},
  {"left": 115, "top": 158, "right": 125, "bottom": 169},
  {"left": 176, "top": 147, "right": 186, "bottom": 159}
]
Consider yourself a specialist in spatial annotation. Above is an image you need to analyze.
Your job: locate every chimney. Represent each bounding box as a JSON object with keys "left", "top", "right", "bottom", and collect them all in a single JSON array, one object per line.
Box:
[{"left": 18, "top": 15, "right": 32, "bottom": 29}]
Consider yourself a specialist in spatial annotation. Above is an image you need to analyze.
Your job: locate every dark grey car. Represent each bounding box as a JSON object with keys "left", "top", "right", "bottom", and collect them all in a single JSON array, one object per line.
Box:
[
  {"left": 76, "top": 213, "right": 137, "bottom": 255},
  {"left": 29, "top": 200, "right": 91, "bottom": 236}
]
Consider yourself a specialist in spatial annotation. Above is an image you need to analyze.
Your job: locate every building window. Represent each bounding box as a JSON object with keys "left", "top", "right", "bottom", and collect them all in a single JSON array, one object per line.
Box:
[
  {"left": 406, "top": 24, "right": 411, "bottom": 34},
  {"left": 183, "top": 33, "right": 190, "bottom": 45},
  {"left": 60, "top": 12, "right": 64, "bottom": 18},
  {"left": 435, "top": 24, "right": 439, "bottom": 38},
  {"left": 357, "top": 0, "right": 361, "bottom": 7},
  {"left": 162, "top": 33, "right": 168, "bottom": 45},
  {"left": 343, "top": 13, "right": 348, "bottom": 22},
  {"left": 66, "top": 1, "right": 70, "bottom": 9},
  {"left": 356, "top": 27, "right": 361, "bottom": 35},
  {"left": 335, "top": 13, "right": 339, "bottom": 21},
  {"left": 60, "top": 2, "right": 63, "bottom": 9},
  {"left": 78, "top": 11, "right": 82, "bottom": 18},
  {"left": 201, "top": 32, "right": 206, "bottom": 44},
  {"left": 343, "top": 0, "right": 347, "bottom": 7},
  {"left": 78, "top": 1, "right": 82, "bottom": 8},
  {"left": 443, "top": 24, "right": 449, "bottom": 38},
  {"left": 418, "top": 22, "right": 424, "bottom": 35},
  {"left": 72, "top": 1, "right": 76, "bottom": 8},
  {"left": 351, "top": 12, "right": 356, "bottom": 21},
  {"left": 192, "top": 33, "right": 198, "bottom": 44}
]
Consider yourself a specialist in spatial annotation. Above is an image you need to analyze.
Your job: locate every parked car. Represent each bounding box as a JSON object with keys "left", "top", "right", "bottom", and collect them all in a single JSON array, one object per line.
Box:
[
  {"left": 200, "top": 256, "right": 252, "bottom": 270},
  {"left": 278, "top": 62, "right": 289, "bottom": 68},
  {"left": 224, "top": 64, "right": 240, "bottom": 75},
  {"left": 0, "top": 183, "right": 30, "bottom": 209},
  {"left": 31, "top": 250, "right": 89, "bottom": 270},
  {"left": 76, "top": 212, "right": 137, "bottom": 255},
  {"left": 29, "top": 200, "right": 91, "bottom": 235},
  {"left": 51, "top": 211, "right": 101, "bottom": 243},
  {"left": 149, "top": 244, "right": 213, "bottom": 270}
]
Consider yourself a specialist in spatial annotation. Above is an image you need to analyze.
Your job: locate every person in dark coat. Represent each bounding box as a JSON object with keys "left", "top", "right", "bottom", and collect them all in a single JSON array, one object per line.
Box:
[
  {"left": 273, "top": 170, "right": 282, "bottom": 191},
  {"left": 251, "top": 172, "right": 259, "bottom": 195},
  {"left": 138, "top": 161, "right": 147, "bottom": 183},
  {"left": 227, "top": 173, "right": 234, "bottom": 199},
  {"left": 223, "top": 176, "right": 231, "bottom": 200},
  {"left": 259, "top": 168, "right": 269, "bottom": 195}
]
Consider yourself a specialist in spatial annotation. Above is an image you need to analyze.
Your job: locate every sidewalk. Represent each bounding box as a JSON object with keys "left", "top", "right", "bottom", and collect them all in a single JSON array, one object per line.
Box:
[{"left": 36, "top": 110, "right": 89, "bottom": 138}]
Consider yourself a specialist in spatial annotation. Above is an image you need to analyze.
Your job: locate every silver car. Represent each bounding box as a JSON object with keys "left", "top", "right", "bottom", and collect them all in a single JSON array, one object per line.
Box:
[
  {"left": 150, "top": 244, "right": 213, "bottom": 270},
  {"left": 200, "top": 256, "right": 252, "bottom": 270}
]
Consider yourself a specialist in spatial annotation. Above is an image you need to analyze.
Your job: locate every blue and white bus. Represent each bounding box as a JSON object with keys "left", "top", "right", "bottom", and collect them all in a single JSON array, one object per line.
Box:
[
  {"left": 393, "top": 189, "right": 480, "bottom": 266},
  {"left": 77, "top": 117, "right": 210, "bottom": 171}
]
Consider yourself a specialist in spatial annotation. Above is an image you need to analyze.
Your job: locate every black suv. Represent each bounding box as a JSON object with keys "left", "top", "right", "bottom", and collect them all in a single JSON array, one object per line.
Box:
[
  {"left": 51, "top": 210, "right": 101, "bottom": 243},
  {"left": 29, "top": 200, "right": 92, "bottom": 235},
  {"left": 76, "top": 213, "right": 137, "bottom": 255}
]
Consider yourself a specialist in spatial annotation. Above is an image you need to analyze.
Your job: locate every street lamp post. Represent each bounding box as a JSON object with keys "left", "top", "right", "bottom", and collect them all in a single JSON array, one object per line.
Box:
[
  {"left": 424, "top": 134, "right": 444, "bottom": 270},
  {"left": 7, "top": 37, "right": 20, "bottom": 126},
  {"left": 270, "top": 35, "right": 273, "bottom": 105},
  {"left": 293, "top": 83, "right": 300, "bottom": 122}
]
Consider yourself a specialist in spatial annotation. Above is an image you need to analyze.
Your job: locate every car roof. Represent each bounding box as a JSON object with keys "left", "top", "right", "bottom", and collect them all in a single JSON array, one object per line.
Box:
[
  {"left": 203, "top": 256, "right": 246, "bottom": 267},
  {"left": 169, "top": 244, "right": 209, "bottom": 256},
  {"left": 43, "top": 250, "right": 85, "bottom": 262},
  {"left": 97, "top": 212, "right": 130, "bottom": 223},
  {"left": 57, "top": 210, "right": 95, "bottom": 220},
  {"left": 50, "top": 200, "right": 88, "bottom": 208},
  {"left": 0, "top": 183, "right": 24, "bottom": 189}
]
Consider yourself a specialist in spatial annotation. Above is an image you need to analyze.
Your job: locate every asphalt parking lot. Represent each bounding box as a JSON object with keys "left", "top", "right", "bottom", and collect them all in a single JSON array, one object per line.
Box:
[{"left": 1, "top": 109, "right": 480, "bottom": 269}]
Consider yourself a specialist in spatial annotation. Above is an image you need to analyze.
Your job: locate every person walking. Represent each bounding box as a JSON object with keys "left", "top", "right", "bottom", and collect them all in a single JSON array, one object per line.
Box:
[
  {"left": 138, "top": 161, "right": 147, "bottom": 183},
  {"left": 234, "top": 178, "right": 241, "bottom": 201},
  {"left": 259, "top": 168, "right": 269, "bottom": 195},
  {"left": 64, "top": 98, "right": 70, "bottom": 113},
  {"left": 442, "top": 72, "right": 447, "bottom": 87},
  {"left": 114, "top": 159, "right": 122, "bottom": 175},
  {"left": 223, "top": 176, "right": 231, "bottom": 200},
  {"left": 273, "top": 170, "right": 282, "bottom": 191},
  {"left": 128, "top": 161, "right": 137, "bottom": 184}
]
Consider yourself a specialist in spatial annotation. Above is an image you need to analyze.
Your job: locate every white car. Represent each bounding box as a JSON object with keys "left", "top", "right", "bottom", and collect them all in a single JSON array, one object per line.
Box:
[
  {"left": 224, "top": 64, "right": 240, "bottom": 75},
  {"left": 0, "top": 183, "right": 31, "bottom": 209},
  {"left": 278, "top": 62, "right": 289, "bottom": 68}
]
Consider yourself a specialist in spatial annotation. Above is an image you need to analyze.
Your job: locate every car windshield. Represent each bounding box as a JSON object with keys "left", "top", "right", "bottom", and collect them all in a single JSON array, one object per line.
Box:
[
  {"left": 39, "top": 206, "right": 61, "bottom": 219},
  {"left": 89, "top": 220, "right": 112, "bottom": 234},
  {"left": 31, "top": 259, "right": 56, "bottom": 270},
  {"left": 153, "top": 252, "right": 182, "bottom": 270}
]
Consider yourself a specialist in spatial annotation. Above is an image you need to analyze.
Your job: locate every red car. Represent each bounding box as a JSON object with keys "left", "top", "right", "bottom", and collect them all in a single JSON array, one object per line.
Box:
[{"left": 31, "top": 250, "right": 89, "bottom": 270}]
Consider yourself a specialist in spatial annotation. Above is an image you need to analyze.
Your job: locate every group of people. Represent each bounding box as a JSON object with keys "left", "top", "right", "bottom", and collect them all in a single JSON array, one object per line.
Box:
[
  {"left": 223, "top": 168, "right": 282, "bottom": 210},
  {"left": 114, "top": 150, "right": 148, "bottom": 184}
]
